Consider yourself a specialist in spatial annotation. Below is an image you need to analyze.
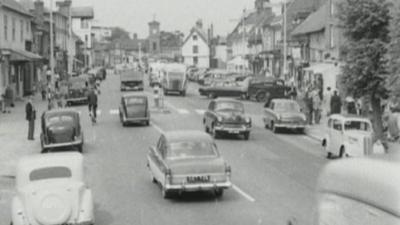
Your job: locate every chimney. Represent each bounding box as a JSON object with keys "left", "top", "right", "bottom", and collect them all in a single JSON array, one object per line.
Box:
[{"left": 196, "top": 19, "right": 203, "bottom": 29}]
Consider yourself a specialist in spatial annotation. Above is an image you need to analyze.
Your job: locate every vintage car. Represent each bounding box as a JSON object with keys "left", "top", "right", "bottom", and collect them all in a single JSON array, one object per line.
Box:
[
  {"left": 161, "top": 63, "right": 187, "bottom": 96},
  {"left": 11, "top": 153, "right": 94, "bottom": 225},
  {"left": 147, "top": 130, "right": 232, "bottom": 198},
  {"left": 199, "top": 80, "right": 247, "bottom": 99},
  {"left": 40, "top": 109, "right": 84, "bottom": 153},
  {"left": 317, "top": 153, "right": 400, "bottom": 224},
  {"left": 203, "top": 98, "right": 251, "bottom": 140},
  {"left": 263, "top": 99, "right": 307, "bottom": 133},
  {"left": 120, "top": 69, "right": 144, "bottom": 91},
  {"left": 322, "top": 114, "right": 379, "bottom": 158},
  {"left": 199, "top": 69, "right": 235, "bottom": 86},
  {"left": 247, "top": 77, "right": 290, "bottom": 102},
  {"left": 119, "top": 93, "right": 150, "bottom": 126},
  {"left": 65, "top": 76, "right": 89, "bottom": 106}
]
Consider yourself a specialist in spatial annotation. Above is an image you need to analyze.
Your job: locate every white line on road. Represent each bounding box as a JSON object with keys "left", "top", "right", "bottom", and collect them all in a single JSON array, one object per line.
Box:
[
  {"left": 195, "top": 109, "right": 205, "bottom": 115},
  {"left": 232, "top": 184, "right": 256, "bottom": 202},
  {"left": 150, "top": 122, "right": 165, "bottom": 134},
  {"left": 109, "top": 109, "right": 119, "bottom": 115},
  {"left": 177, "top": 109, "right": 190, "bottom": 114}
]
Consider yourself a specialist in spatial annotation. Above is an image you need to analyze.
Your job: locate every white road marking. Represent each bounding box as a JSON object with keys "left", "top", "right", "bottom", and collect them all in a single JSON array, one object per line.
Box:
[
  {"left": 150, "top": 122, "right": 165, "bottom": 134},
  {"left": 232, "top": 184, "right": 256, "bottom": 202},
  {"left": 97, "top": 109, "right": 102, "bottom": 115},
  {"left": 177, "top": 109, "right": 190, "bottom": 114},
  {"left": 109, "top": 109, "right": 119, "bottom": 115},
  {"left": 195, "top": 109, "right": 205, "bottom": 115}
]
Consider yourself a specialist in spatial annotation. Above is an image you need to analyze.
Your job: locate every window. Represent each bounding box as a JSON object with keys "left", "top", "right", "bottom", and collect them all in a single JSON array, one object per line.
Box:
[
  {"left": 152, "top": 42, "right": 157, "bottom": 51},
  {"left": 30, "top": 167, "right": 72, "bottom": 181},
  {"left": 85, "top": 34, "right": 88, "bottom": 43},
  {"left": 332, "top": 119, "right": 342, "bottom": 131},
  {"left": 12, "top": 18, "right": 16, "bottom": 41},
  {"left": 193, "top": 45, "right": 199, "bottom": 54},
  {"left": 167, "top": 141, "right": 218, "bottom": 160},
  {"left": 81, "top": 19, "right": 88, "bottom": 29},
  {"left": 20, "top": 20, "right": 24, "bottom": 42},
  {"left": 193, "top": 56, "right": 198, "bottom": 65},
  {"left": 193, "top": 35, "right": 198, "bottom": 40},
  {"left": 26, "top": 21, "right": 29, "bottom": 32},
  {"left": 330, "top": 25, "right": 335, "bottom": 48},
  {"left": 4, "top": 15, "right": 7, "bottom": 41}
]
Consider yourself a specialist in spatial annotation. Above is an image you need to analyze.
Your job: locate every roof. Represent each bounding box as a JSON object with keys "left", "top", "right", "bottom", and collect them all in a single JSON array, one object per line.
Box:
[
  {"left": 291, "top": 2, "right": 327, "bottom": 36},
  {"left": 182, "top": 27, "right": 208, "bottom": 46},
  {"left": 44, "top": 108, "right": 80, "bottom": 117},
  {"left": 0, "top": 0, "right": 32, "bottom": 16},
  {"left": 164, "top": 130, "right": 213, "bottom": 143},
  {"left": 318, "top": 153, "right": 400, "bottom": 217},
  {"left": 71, "top": 6, "right": 94, "bottom": 18}
]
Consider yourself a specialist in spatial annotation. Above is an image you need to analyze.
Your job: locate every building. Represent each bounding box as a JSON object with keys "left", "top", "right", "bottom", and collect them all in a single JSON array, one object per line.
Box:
[
  {"left": 181, "top": 20, "right": 210, "bottom": 68},
  {"left": 210, "top": 36, "right": 228, "bottom": 69},
  {"left": 71, "top": 6, "right": 94, "bottom": 68},
  {"left": 92, "top": 25, "right": 112, "bottom": 43},
  {"left": 0, "top": 0, "right": 42, "bottom": 99},
  {"left": 147, "top": 20, "right": 160, "bottom": 55}
]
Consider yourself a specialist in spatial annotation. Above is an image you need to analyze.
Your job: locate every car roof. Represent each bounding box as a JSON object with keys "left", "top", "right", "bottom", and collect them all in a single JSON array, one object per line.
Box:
[
  {"left": 164, "top": 130, "right": 213, "bottom": 143},
  {"left": 272, "top": 98, "right": 297, "bottom": 103},
  {"left": 44, "top": 108, "right": 79, "bottom": 117},
  {"left": 213, "top": 98, "right": 242, "bottom": 103},
  {"left": 318, "top": 153, "right": 400, "bottom": 217},
  {"left": 329, "top": 114, "right": 370, "bottom": 121},
  {"left": 122, "top": 93, "right": 148, "bottom": 99}
]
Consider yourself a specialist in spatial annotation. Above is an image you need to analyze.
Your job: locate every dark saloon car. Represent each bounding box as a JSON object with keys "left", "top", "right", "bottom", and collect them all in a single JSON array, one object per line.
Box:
[
  {"left": 203, "top": 98, "right": 251, "bottom": 140},
  {"left": 119, "top": 93, "right": 150, "bottom": 126},
  {"left": 263, "top": 99, "right": 307, "bottom": 133},
  {"left": 199, "top": 80, "right": 247, "bottom": 99},
  {"left": 247, "top": 77, "right": 290, "bottom": 102},
  {"left": 66, "top": 76, "right": 89, "bottom": 105},
  {"left": 40, "top": 109, "right": 84, "bottom": 152}
]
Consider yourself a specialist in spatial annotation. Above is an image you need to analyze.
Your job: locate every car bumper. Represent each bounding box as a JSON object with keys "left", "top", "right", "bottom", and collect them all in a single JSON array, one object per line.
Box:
[
  {"left": 43, "top": 138, "right": 83, "bottom": 149},
  {"left": 121, "top": 86, "right": 143, "bottom": 91},
  {"left": 275, "top": 122, "right": 306, "bottom": 129},
  {"left": 66, "top": 97, "right": 88, "bottom": 103},
  {"left": 215, "top": 125, "right": 251, "bottom": 134},
  {"left": 123, "top": 116, "right": 150, "bottom": 122},
  {"left": 166, "top": 181, "right": 232, "bottom": 192}
]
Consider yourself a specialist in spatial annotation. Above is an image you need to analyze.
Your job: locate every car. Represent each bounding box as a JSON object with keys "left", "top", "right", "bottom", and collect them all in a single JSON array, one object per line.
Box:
[
  {"left": 40, "top": 109, "right": 84, "bottom": 153},
  {"left": 120, "top": 69, "right": 144, "bottom": 91},
  {"left": 203, "top": 98, "right": 251, "bottom": 140},
  {"left": 147, "top": 130, "right": 232, "bottom": 198},
  {"left": 321, "top": 114, "right": 378, "bottom": 159},
  {"left": 247, "top": 77, "right": 290, "bottom": 102},
  {"left": 263, "top": 99, "right": 307, "bottom": 133},
  {"left": 65, "top": 76, "right": 89, "bottom": 106},
  {"left": 11, "top": 152, "right": 94, "bottom": 225},
  {"left": 161, "top": 63, "right": 187, "bottom": 96},
  {"left": 119, "top": 93, "right": 150, "bottom": 126},
  {"left": 317, "top": 153, "right": 400, "bottom": 224},
  {"left": 199, "top": 80, "right": 247, "bottom": 99}
]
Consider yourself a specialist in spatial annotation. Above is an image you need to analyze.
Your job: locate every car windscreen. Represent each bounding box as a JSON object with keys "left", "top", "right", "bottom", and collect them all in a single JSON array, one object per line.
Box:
[
  {"left": 69, "top": 80, "right": 86, "bottom": 89},
  {"left": 274, "top": 102, "right": 300, "bottom": 112},
  {"left": 125, "top": 97, "right": 146, "bottom": 106},
  {"left": 47, "top": 115, "right": 75, "bottom": 125},
  {"left": 168, "top": 72, "right": 184, "bottom": 80},
  {"left": 215, "top": 101, "right": 244, "bottom": 112},
  {"left": 29, "top": 166, "right": 72, "bottom": 181},
  {"left": 167, "top": 141, "right": 218, "bottom": 159},
  {"left": 344, "top": 120, "right": 371, "bottom": 131}
]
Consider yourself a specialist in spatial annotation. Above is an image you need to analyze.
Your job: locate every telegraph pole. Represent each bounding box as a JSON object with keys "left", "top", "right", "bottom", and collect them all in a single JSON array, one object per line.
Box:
[
  {"left": 50, "top": 0, "right": 54, "bottom": 82},
  {"left": 68, "top": 0, "right": 73, "bottom": 77},
  {"left": 282, "top": 0, "right": 287, "bottom": 79}
]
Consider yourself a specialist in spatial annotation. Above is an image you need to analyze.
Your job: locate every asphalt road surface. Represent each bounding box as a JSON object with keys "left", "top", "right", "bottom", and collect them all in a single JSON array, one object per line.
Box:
[{"left": 0, "top": 73, "right": 329, "bottom": 225}]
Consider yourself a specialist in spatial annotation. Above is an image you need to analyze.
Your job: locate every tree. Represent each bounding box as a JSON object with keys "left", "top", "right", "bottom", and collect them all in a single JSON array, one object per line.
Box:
[
  {"left": 338, "top": 0, "right": 391, "bottom": 140},
  {"left": 106, "top": 27, "right": 131, "bottom": 41},
  {"left": 388, "top": 3, "right": 400, "bottom": 100}
]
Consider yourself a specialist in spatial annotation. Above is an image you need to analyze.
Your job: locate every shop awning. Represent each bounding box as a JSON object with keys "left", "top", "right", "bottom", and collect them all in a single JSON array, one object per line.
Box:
[{"left": 9, "top": 49, "right": 42, "bottom": 61}]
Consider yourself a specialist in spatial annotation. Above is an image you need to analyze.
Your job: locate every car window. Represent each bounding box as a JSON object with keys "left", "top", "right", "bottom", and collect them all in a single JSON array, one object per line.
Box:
[
  {"left": 344, "top": 120, "right": 371, "bottom": 131},
  {"left": 276, "top": 80, "right": 284, "bottom": 86},
  {"left": 30, "top": 166, "right": 72, "bottom": 181},
  {"left": 47, "top": 115, "right": 74, "bottom": 125},
  {"left": 125, "top": 97, "right": 146, "bottom": 106},
  {"left": 274, "top": 102, "right": 300, "bottom": 112},
  {"left": 328, "top": 119, "right": 333, "bottom": 128},
  {"left": 208, "top": 101, "right": 215, "bottom": 111},
  {"left": 333, "top": 119, "right": 342, "bottom": 131},
  {"left": 215, "top": 101, "right": 244, "bottom": 112},
  {"left": 166, "top": 141, "right": 218, "bottom": 160}
]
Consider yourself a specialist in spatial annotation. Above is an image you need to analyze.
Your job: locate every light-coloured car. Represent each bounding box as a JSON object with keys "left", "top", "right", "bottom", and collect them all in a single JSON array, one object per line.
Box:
[
  {"left": 147, "top": 130, "right": 232, "bottom": 198},
  {"left": 11, "top": 153, "right": 94, "bottom": 225},
  {"left": 322, "top": 114, "right": 375, "bottom": 158}
]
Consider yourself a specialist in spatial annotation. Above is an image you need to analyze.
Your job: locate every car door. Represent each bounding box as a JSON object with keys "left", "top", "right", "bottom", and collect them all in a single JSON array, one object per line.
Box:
[
  {"left": 264, "top": 101, "right": 276, "bottom": 126},
  {"left": 330, "top": 119, "right": 343, "bottom": 155},
  {"left": 148, "top": 135, "right": 167, "bottom": 183}
]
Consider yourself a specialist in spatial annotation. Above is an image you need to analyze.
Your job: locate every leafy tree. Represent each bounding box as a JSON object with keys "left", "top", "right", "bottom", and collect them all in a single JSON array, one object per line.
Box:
[
  {"left": 106, "top": 27, "right": 131, "bottom": 41},
  {"left": 388, "top": 3, "right": 400, "bottom": 100},
  {"left": 338, "top": 0, "right": 391, "bottom": 139}
]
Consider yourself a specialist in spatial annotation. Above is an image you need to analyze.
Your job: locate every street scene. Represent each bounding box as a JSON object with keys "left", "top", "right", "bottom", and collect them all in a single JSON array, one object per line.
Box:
[{"left": 1, "top": 0, "right": 400, "bottom": 225}]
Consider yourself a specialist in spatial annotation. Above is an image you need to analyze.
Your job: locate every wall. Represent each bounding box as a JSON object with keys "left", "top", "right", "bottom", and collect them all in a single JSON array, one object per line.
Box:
[
  {"left": 182, "top": 31, "right": 210, "bottom": 68},
  {"left": 0, "top": 7, "right": 32, "bottom": 50}
]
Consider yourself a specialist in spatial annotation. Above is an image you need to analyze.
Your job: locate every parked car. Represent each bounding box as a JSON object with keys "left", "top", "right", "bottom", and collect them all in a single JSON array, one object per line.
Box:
[
  {"left": 247, "top": 77, "right": 290, "bottom": 102},
  {"left": 147, "top": 130, "right": 232, "bottom": 198},
  {"left": 321, "top": 114, "right": 382, "bottom": 159},
  {"left": 263, "top": 99, "right": 307, "bottom": 133},
  {"left": 203, "top": 98, "right": 251, "bottom": 140},
  {"left": 65, "top": 76, "right": 89, "bottom": 106},
  {"left": 161, "top": 63, "right": 187, "bottom": 96},
  {"left": 317, "top": 153, "right": 400, "bottom": 224},
  {"left": 120, "top": 69, "right": 144, "bottom": 91},
  {"left": 119, "top": 93, "right": 150, "bottom": 126},
  {"left": 40, "top": 109, "right": 84, "bottom": 153},
  {"left": 11, "top": 152, "right": 94, "bottom": 225},
  {"left": 199, "top": 80, "right": 247, "bottom": 99}
]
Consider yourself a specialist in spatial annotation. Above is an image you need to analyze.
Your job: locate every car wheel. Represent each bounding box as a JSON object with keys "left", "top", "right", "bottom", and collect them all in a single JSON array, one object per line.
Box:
[
  {"left": 297, "top": 128, "right": 304, "bottom": 134},
  {"left": 181, "top": 91, "right": 186, "bottom": 96},
  {"left": 144, "top": 120, "right": 150, "bottom": 126},
  {"left": 162, "top": 186, "right": 171, "bottom": 199},
  {"left": 339, "top": 147, "right": 346, "bottom": 158},
  {"left": 212, "top": 124, "right": 219, "bottom": 139},
  {"left": 215, "top": 188, "right": 224, "bottom": 197},
  {"left": 271, "top": 121, "right": 278, "bottom": 133},
  {"left": 255, "top": 92, "right": 267, "bottom": 102},
  {"left": 243, "top": 132, "right": 250, "bottom": 140},
  {"left": 326, "top": 152, "right": 333, "bottom": 159}
]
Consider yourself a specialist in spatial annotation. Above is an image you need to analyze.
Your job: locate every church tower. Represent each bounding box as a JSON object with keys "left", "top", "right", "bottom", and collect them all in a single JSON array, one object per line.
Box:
[{"left": 148, "top": 19, "right": 160, "bottom": 55}]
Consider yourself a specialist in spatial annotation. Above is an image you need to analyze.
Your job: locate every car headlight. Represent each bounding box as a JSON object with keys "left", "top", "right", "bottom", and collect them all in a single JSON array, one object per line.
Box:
[
  {"left": 245, "top": 117, "right": 251, "bottom": 123},
  {"left": 300, "top": 114, "right": 307, "bottom": 121},
  {"left": 277, "top": 114, "right": 282, "bottom": 121},
  {"left": 217, "top": 116, "right": 223, "bottom": 122}
]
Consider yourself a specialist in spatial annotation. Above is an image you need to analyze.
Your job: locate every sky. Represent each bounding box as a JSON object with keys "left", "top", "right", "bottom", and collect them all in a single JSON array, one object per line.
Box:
[{"left": 44, "top": 0, "right": 283, "bottom": 38}]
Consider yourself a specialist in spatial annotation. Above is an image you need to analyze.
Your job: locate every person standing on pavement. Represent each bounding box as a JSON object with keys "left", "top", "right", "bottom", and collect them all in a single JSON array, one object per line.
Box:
[
  {"left": 346, "top": 96, "right": 357, "bottom": 114},
  {"left": 153, "top": 84, "right": 160, "bottom": 108},
  {"left": 387, "top": 103, "right": 400, "bottom": 142},
  {"left": 25, "top": 96, "right": 36, "bottom": 140},
  {"left": 305, "top": 88, "right": 314, "bottom": 125},
  {"left": 87, "top": 88, "right": 98, "bottom": 122},
  {"left": 330, "top": 91, "right": 342, "bottom": 114},
  {"left": 312, "top": 88, "right": 322, "bottom": 124}
]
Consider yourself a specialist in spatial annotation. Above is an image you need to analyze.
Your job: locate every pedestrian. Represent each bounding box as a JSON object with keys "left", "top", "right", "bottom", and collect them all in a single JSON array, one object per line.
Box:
[
  {"left": 25, "top": 96, "right": 36, "bottom": 140},
  {"left": 324, "top": 87, "right": 332, "bottom": 116},
  {"left": 312, "top": 89, "right": 322, "bottom": 124},
  {"left": 47, "top": 87, "right": 55, "bottom": 110},
  {"left": 330, "top": 90, "right": 342, "bottom": 114},
  {"left": 387, "top": 102, "right": 400, "bottom": 142},
  {"left": 87, "top": 88, "right": 98, "bottom": 123},
  {"left": 153, "top": 84, "right": 160, "bottom": 108},
  {"left": 288, "top": 83, "right": 297, "bottom": 100},
  {"left": 346, "top": 96, "right": 357, "bottom": 114},
  {"left": 4, "top": 85, "right": 14, "bottom": 113},
  {"left": 305, "top": 89, "right": 314, "bottom": 125}
]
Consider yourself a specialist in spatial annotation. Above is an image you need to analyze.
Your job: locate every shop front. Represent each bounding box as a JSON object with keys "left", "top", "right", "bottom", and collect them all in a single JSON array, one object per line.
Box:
[{"left": 302, "top": 62, "right": 341, "bottom": 97}]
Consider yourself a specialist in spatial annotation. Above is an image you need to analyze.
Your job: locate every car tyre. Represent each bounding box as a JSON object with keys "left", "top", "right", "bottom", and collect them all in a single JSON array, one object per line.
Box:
[
  {"left": 144, "top": 120, "right": 150, "bottom": 126},
  {"left": 326, "top": 152, "right": 333, "bottom": 159},
  {"left": 297, "top": 128, "right": 304, "bottom": 134},
  {"left": 181, "top": 90, "right": 186, "bottom": 96},
  {"left": 339, "top": 147, "right": 348, "bottom": 158},
  {"left": 271, "top": 121, "right": 278, "bottom": 133},
  {"left": 243, "top": 132, "right": 250, "bottom": 140},
  {"left": 215, "top": 188, "right": 224, "bottom": 197},
  {"left": 212, "top": 124, "right": 219, "bottom": 139}
]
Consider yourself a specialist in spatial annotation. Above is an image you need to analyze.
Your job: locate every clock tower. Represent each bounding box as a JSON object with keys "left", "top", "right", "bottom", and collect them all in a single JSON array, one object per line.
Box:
[{"left": 148, "top": 20, "right": 160, "bottom": 55}]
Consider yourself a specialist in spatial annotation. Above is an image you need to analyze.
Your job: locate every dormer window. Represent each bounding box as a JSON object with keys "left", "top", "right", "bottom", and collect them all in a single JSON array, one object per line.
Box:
[{"left": 193, "top": 35, "right": 198, "bottom": 41}]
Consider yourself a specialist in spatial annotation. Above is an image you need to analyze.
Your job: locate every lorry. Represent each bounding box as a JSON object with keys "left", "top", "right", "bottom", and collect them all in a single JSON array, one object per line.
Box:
[
  {"left": 161, "top": 63, "right": 187, "bottom": 96},
  {"left": 120, "top": 69, "right": 144, "bottom": 91}
]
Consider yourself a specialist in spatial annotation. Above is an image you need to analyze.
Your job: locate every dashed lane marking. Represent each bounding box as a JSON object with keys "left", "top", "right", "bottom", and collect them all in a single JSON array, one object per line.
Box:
[
  {"left": 232, "top": 184, "right": 256, "bottom": 202},
  {"left": 109, "top": 109, "right": 119, "bottom": 115},
  {"left": 177, "top": 109, "right": 190, "bottom": 114}
]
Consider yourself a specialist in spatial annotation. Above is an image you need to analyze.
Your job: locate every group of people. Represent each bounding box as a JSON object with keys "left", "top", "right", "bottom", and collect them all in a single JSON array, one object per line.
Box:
[{"left": 1, "top": 85, "right": 14, "bottom": 113}]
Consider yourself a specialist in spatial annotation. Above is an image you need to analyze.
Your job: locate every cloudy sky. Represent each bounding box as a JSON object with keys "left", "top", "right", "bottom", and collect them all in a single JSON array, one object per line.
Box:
[{"left": 44, "top": 0, "right": 283, "bottom": 38}]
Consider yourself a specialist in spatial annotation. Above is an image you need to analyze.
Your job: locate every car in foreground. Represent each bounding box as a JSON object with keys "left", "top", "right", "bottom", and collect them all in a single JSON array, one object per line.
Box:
[
  {"left": 321, "top": 114, "right": 379, "bottom": 158},
  {"left": 65, "top": 76, "right": 89, "bottom": 106},
  {"left": 199, "top": 80, "right": 247, "bottom": 99},
  {"left": 203, "top": 98, "right": 251, "bottom": 140},
  {"left": 317, "top": 153, "right": 400, "bottom": 224},
  {"left": 119, "top": 93, "right": 150, "bottom": 126},
  {"left": 147, "top": 130, "right": 232, "bottom": 198},
  {"left": 263, "top": 99, "right": 307, "bottom": 133},
  {"left": 40, "top": 109, "right": 84, "bottom": 153},
  {"left": 11, "top": 152, "right": 94, "bottom": 225}
]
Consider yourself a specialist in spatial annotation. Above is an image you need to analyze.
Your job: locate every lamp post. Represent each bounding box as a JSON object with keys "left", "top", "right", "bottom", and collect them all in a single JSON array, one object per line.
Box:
[
  {"left": 283, "top": 0, "right": 287, "bottom": 79},
  {"left": 50, "top": 0, "right": 54, "bottom": 82}
]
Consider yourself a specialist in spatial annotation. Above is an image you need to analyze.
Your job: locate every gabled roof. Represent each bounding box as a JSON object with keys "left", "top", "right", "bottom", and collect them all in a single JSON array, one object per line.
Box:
[
  {"left": 71, "top": 6, "right": 94, "bottom": 18},
  {"left": 291, "top": 2, "right": 327, "bottom": 36},
  {"left": 182, "top": 27, "right": 208, "bottom": 46},
  {"left": 0, "top": 0, "right": 32, "bottom": 17}
]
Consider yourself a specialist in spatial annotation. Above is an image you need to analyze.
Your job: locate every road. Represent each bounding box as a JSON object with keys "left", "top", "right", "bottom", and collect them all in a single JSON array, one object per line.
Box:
[{"left": 0, "top": 73, "right": 328, "bottom": 225}]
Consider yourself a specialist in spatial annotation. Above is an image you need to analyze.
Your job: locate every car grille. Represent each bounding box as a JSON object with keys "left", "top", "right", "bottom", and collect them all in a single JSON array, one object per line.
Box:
[
  {"left": 222, "top": 123, "right": 243, "bottom": 128},
  {"left": 171, "top": 80, "right": 181, "bottom": 89}
]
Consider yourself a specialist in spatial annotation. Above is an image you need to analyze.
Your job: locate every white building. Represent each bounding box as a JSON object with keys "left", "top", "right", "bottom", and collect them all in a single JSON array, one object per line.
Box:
[
  {"left": 92, "top": 25, "right": 112, "bottom": 43},
  {"left": 181, "top": 20, "right": 210, "bottom": 68},
  {"left": 71, "top": 6, "right": 94, "bottom": 67}
]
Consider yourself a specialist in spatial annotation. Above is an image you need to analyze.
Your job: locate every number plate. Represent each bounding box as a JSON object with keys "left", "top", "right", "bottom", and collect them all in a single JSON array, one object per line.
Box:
[{"left": 187, "top": 175, "right": 211, "bottom": 183}]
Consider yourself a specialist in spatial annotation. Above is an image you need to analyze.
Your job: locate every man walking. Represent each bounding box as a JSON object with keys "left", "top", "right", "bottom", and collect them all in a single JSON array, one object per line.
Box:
[
  {"left": 330, "top": 91, "right": 342, "bottom": 114},
  {"left": 87, "top": 88, "right": 98, "bottom": 123},
  {"left": 25, "top": 96, "right": 36, "bottom": 140},
  {"left": 313, "top": 89, "right": 322, "bottom": 124}
]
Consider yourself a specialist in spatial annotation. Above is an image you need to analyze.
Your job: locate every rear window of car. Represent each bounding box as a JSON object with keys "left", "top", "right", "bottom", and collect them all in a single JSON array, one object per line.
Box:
[
  {"left": 274, "top": 101, "right": 300, "bottom": 112},
  {"left": 125, "top": 97, "right": 146, "bottom": 106},
  {"left": 215, "top": 101, "right": 244, "bottom": 112},
  {"left": 167, "top": 141, "right": 218, "bottom": 159},
  {"left": 344, "top": 120, "right": 371, "bottom": 131},
  {"left": 47, "top": 115, "right": 75, "bottom": 125},
  {"left": 29, "top": 166, "right": 72, "bottom": 181},
  {"left": 168, "top": 72, "right": 184, "bottom": 79}
]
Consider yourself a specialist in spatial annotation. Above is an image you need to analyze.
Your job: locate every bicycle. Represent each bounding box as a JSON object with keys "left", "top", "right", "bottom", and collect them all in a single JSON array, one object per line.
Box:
[{"left": 88, "top": 104, "right": 97, "bottom": 125}]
